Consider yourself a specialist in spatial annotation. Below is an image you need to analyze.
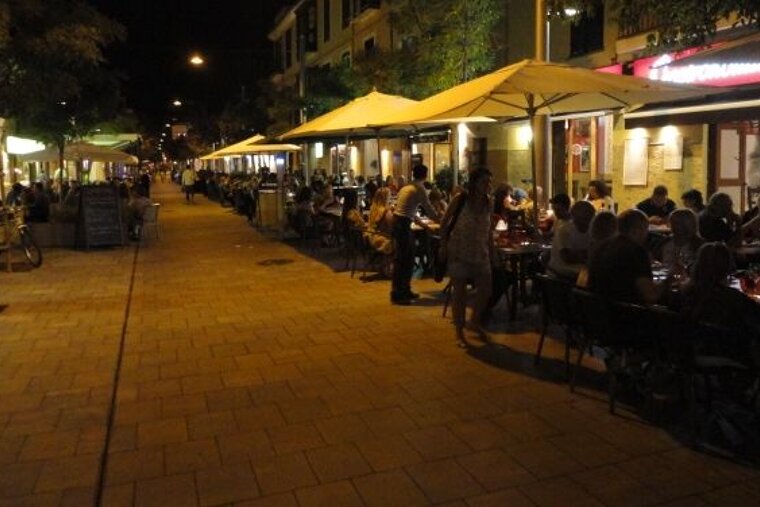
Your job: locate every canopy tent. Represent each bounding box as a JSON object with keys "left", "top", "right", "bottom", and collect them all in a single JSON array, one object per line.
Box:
[
  {"left": 200, "top": 135, "right": 300, "bottom": 160},
  {"left": 280, "top": 90, "right": 419, "bottom": 141},
  {"left": 372, "top": 59, "right": 718, "bottom": 222},
  {"left": 18, "top": 141, "right": 138, "bottom": 164}
]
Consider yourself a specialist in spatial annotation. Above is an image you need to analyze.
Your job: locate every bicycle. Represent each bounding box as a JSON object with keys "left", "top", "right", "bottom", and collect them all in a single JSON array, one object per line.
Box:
[{"left": 0, "top": 206, "right": 42, "bottom": 268}]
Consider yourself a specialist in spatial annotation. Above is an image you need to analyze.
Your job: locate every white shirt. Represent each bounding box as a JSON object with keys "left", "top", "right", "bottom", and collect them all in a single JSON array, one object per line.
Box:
[
  {"left": 393, "top": 181, "right": 438, "bottom": 221},
  {"left": 548, "top": 220, "right": 589, "bottom": 278}
]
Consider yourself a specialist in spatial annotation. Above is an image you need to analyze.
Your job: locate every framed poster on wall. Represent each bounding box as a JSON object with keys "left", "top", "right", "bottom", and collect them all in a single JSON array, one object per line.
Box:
[
  {"left": 664, "top": 134, "right": 684, "bottom": 170},
  {"left": 623, "top": 137, "right": 648, "bottom": 186}
]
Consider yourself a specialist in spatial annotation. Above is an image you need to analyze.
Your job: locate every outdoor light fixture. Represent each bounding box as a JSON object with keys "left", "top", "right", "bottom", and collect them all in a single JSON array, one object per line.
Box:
[
  {"left": 189, "top": 54, "right": 205, "bottom": 66},
  {"left": 165, "top": 123, "right": 171, "bottom": 127},
  {"left": 563, "top": 7, "right": 578, "bottom": 16},
  {"left": 172, "top": 99, "right": 183, "bottom": 107}
]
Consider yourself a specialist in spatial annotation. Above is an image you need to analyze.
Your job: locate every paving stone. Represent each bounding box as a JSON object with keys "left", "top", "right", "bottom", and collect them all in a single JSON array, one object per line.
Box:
[
  {"left": 253, "top": 452, "right": 318, "bottom": 495},
  {"left": 165, "top": 438, "right": 221, "bottom": 474},
  {"left": 404, "top": 425, "right": 471, "bottom": 460},
  {"left": 295, "top": 480, "right": 364, "bottom": 507},
  {"left": 268, "top": 422, "right": 325, "bottom": 454},
  {"left": 18, "top": 430, "right": 79, "bottom": 462},
  {"left": 137, "top": 417, "right": 188, "bottom": 447},
  {"left": 134, "top": 473, "right": 198, "bottom": 507},
  {"left": 196, "top": 463, "right": 260, "bottom": 505},
  {"left": 353, "top": 469, "right": 429, "bottom": 507},
  {"left": 519, "top": 477, "right": 606, "bottom": 507},
  {"left": 35, "top": 454, "right": 100, "bottom": 493},
  {"left": 305, "top": 443, "right": 371, "bottom": 482},
  {"left": 355, "top": 435, "right": 423, "bottom": 472},
  {"left": 105, "top": 447, "right": 164, "bottom": 485},
  {"left": 406, "top": 458, "right": 484, "bottom": 503},
  {"left": 457, "top": 449, "right": 535, "bottom": 491}
]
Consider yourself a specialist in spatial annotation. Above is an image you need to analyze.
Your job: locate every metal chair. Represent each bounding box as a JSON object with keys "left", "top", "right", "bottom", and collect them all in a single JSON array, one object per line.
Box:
[
  {"left": 534, "top": 273, "right": 582, "bottom": 379},
  {"left": 571, "top": 288, "right": 655, "bottom": 414},
  {"left": 140, "top": 203, "right": 161, "bottom": 240}
]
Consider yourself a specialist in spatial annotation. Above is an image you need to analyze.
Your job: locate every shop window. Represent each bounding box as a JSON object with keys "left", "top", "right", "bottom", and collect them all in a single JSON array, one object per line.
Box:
[
  {"left": 285, "top": 28, "right": 293, "bottom": 68},
  {"left": 274, "top": 36, "right": 283, "bottom": 71},
  {"left": 363, "top": 36, "right": 376, "bottom": 54},
  {"left": 570, "top": 3, "right": 604, "bottom": 57},
  {"left": 323, "top": 0, "right": 331, "bottom": 42},
  {"left": 342, "top": 0, "right": 351, "bottom": 28}
]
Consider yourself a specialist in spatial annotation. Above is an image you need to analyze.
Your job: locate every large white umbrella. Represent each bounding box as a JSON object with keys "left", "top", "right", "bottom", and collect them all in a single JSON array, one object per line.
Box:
[{"left": 375, "top": 59, "right": 719, "bottom": 221}]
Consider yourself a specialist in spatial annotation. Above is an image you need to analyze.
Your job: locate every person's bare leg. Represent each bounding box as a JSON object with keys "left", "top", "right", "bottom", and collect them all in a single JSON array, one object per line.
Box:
[
  {"left": 470, "top": 271, "right": 493, "bottom": 340},
  {"left": 451, "top": 277, "right": 468, "bottom": 347}
]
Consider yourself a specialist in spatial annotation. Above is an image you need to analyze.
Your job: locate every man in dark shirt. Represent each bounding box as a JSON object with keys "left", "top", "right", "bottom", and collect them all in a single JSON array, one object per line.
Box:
[
  {"left": 588, "top": 209, "right": 663, "bottom": 304},
  {"left": 636, "top": 185, "right": 676, "bottom": 225}
]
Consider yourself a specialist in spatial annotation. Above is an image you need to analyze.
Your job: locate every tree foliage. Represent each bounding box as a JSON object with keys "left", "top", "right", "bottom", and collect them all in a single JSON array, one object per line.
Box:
[
  {"left": 0, "top": 0, "right": 124, "bottom": 119},
  {"left": 386, "top": 0, "right": 503, "bottom": 98}
]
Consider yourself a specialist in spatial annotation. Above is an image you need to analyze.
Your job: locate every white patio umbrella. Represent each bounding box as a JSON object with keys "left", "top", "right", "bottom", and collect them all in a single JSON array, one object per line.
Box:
[{"left": 376, "top": 59, "right": 719, "bottom": 222}]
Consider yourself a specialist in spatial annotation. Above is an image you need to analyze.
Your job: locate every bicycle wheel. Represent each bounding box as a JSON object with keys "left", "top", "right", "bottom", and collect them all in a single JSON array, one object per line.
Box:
[{"left": 18, "top": 226, "right": 42, "bottom": 268}]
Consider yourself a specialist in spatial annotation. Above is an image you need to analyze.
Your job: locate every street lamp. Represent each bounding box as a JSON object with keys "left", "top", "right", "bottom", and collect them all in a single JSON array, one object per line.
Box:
[
  {"left": 172, "top": 99, "right": 183, "bottom": 107},
  {"left": 189, "top": 53, "right": 205, "bottom": 66}
]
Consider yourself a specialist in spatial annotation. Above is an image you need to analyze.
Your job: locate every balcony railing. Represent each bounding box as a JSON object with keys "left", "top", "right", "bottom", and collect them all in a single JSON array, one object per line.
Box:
[{"left": 618, "top": 11, "right": 662, "bottom": 38}]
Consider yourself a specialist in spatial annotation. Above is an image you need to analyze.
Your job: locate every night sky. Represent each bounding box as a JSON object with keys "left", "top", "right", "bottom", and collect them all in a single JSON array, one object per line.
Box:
[{"left": 89, "top": 0, "right": 292, "bottom": 131}]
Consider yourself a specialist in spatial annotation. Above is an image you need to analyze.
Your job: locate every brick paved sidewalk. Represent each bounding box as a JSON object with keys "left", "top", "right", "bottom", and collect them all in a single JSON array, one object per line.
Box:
[{"left": 0, "top": 181, "right": 757, "bottom": 506}]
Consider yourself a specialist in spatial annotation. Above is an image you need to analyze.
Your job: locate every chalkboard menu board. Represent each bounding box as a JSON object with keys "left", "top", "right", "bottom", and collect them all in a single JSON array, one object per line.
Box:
[{"left": 78, "top": 185, "right": 124, "bottom": 248}]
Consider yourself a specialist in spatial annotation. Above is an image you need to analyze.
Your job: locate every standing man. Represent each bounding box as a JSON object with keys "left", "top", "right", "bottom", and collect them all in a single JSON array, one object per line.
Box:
[
  {"left": 181, "top": 164, "right": 196, "bottom": 203},
  {"left": 391, "top": 164, "right": 440, "bottom": 305}
]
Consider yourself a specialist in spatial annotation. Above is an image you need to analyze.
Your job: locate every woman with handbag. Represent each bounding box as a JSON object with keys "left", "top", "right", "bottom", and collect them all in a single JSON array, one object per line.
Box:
[{"left": 440, "top": 167, "right": 494, "bottom": 346}]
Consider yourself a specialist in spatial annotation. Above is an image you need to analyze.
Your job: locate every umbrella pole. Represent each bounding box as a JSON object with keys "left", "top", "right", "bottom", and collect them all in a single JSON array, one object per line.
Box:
[
  {"left": 530, "top": 117, "right": 540, "bottom": 230},
  {"left": 375, "top": 131, "right": 382, "bottom": 180}
]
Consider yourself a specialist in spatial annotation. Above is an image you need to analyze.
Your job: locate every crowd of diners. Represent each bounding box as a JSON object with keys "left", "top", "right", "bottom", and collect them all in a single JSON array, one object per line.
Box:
[{"left": 197, "top": 163, "right": 760, "bottom": 360}]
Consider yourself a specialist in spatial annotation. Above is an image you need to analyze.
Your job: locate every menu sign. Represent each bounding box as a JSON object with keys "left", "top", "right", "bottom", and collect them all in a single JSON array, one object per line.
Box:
[{"left": 78, "top": 185, "right": 124, "bottom": 248}]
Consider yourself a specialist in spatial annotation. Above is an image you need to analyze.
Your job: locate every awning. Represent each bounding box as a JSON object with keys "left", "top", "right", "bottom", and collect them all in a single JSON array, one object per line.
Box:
[{"left": 18, "top": 142, "right": 138, "bottom": 164}]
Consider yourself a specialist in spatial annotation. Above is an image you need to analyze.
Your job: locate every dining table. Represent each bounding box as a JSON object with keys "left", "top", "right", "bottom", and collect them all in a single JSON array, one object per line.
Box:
[{"left": 497, "top": 241, "right": 552, "bottom": 320}]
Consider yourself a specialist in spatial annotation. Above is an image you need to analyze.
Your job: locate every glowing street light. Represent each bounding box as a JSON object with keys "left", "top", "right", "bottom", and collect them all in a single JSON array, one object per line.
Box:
[
  {"left": 172, "top": 99, "right": 183, "bottom": 107},
  {"left": 189, "top": 54, "right": 205, "bottom": 66}
]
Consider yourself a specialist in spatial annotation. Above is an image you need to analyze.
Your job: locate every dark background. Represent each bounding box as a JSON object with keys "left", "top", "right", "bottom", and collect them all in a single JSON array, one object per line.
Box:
[{"left": 89, "top": 0, "right": 291, "bottom": 131}]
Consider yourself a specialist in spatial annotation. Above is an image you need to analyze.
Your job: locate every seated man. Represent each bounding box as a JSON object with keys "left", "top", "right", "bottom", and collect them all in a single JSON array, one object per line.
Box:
[
  {"left": 547, "top": 200, "right": 594, "bottom": 280},
  {"left": 126, "top": 186, "right": 152, "bottom": 240},
  {"left": 27, "top": 182, "right": 50, "bottom": 223},
  {"left": 699, "top": 192, "right": 760, "bottom": 247},
  {"left": 588, "top": 209, "right": 665, "bottom": 304},
  {"left": 636, "top": 185, "right": 676, "bottom": 225}
]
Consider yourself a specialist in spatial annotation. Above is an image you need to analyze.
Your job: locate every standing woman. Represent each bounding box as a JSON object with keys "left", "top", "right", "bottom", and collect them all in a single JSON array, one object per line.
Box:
[{"left": 444, "top": 167, "right": 494, "bottom": 345}]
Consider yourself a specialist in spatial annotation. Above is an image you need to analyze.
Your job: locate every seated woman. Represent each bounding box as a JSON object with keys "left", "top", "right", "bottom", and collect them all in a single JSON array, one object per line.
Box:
[
  {"left": 680, "top": 242, "right": 760, "bottom": 363},
  {"left": 340, "top": 188, "right": 365, "bottom": 231},
  {"left": 585, "top": 180, "right": 615, "bottom": 213},
  {"left": 366, "top": 187, "right": 394, "bottom": 255},
  {"left": 658, "top": 208, "right": 703, "bottom": 274},
  {"left": 292, "top": 186, "right": 316, "bottom": 235},
  {"left": 428, "top": 188, "right": 447, "bottom": 217}
]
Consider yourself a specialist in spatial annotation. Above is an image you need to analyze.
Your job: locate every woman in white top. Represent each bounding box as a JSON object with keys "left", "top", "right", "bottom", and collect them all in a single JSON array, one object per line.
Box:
[{"left": 443, "top": 167, "right": 493, "bottom": 346}]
